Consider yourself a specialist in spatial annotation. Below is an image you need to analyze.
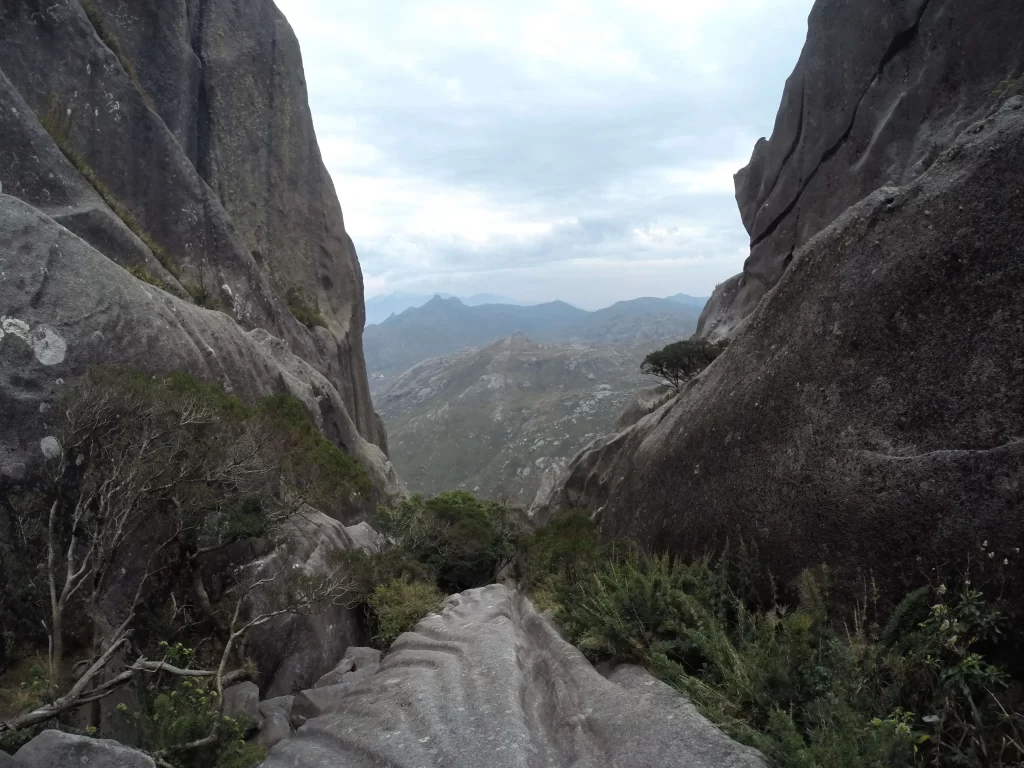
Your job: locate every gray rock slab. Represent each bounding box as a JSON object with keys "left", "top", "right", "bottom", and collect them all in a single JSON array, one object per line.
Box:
[
  {"left": 341, "top": 646, "right": 381, "bottom": 671},
  {"left": 14, "top": 730, "right": 155, "bottom": 768},
  {"left": 265, "top": 584, "right": 765, "bottom": 767},
  {"left": 258, "top": 695, "right": 294, "bottom": 720},
  {"left": 222, "top": 681, "right": 260, "bottom": 730},
  {"left": 700, "top": 0, "right": 1024, "bottom": 339},
  {"left": 312, "top": 657, "right": 354, "bottom": 688}
]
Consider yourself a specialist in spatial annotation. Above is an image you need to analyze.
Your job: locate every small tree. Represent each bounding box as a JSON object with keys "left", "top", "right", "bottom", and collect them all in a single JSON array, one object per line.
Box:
[
  {"left": 640, "top": 339, "right": 729, "bottom": 390},
  {"left": 0, "top": 367, "right": 368, "bottom": 753}
]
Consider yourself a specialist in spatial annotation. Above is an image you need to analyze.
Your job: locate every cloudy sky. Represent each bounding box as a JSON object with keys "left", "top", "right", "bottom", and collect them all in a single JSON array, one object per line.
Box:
[{"left": 276, "top": 0, "right": 814, "bottom": 309}]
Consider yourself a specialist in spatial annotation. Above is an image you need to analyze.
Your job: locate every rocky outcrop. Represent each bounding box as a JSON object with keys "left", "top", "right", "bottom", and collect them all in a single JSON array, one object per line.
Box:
[
  {"left": 0, "top": 0, "right": 396, "bottom": 499},
  {"left": 246, "top": 511, "right": 382, "bottom": 697},
  {"left": 0, "top": 196, "right": 401, "bottom": 508},
  {"left": 264, "top": 584, "right": 766, "bottom": 767},
  {"left": 539, "top": 95, "right": 1024, "bottom": 613},
  {"left": 699, "top": 0, "right": 1024, "bottom": 339},
  {"left": 13, "top": 730, "right": 156, "bottom": 768}
]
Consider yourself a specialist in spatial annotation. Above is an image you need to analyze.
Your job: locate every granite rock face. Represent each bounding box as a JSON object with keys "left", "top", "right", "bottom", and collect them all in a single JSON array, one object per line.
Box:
[
  {"left": 246, "top": 511, "right": 382, "bottom": 697},
  {"left": 700, "top": 0, "right": 1024, "bottom": 339},
  {"left": 0, "top": 0, "right": 396, "bottom": 499},
  {"left": 539, "top": 97, "right": 1024, "bottom": 613},
  {"left": 264, "top": 584, "right": 766, "bottom": 768},
  {"left": 0, "top": 196, "right": 401, "bottom": 509},
  {"left": 14, "top": 730, "right": 156, "bottom": 768}
]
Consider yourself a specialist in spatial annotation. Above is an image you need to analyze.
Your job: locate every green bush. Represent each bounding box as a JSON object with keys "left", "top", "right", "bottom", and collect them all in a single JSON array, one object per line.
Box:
[
  {"left": 375, "top": 491, "right": 526, "bottom": 593},
  {"left": 113, "top": 644, "right": 264, "bottom": 768},
  {"left": 367, "top": 579, "right": 444, "bottom": 647},
  {"left": 284, "top": 287, "right": 327, "bottom": 329},
  {"left": 539, "top": 535, "right": 1024, "bottom": 768}
]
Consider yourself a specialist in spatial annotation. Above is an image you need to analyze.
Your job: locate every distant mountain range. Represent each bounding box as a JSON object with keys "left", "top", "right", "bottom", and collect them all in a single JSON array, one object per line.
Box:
[
  {"left": 364, "top": 295, "right": 706, "bottom": 377},
  {"left": 376, "top": 334, "right": 662, "bottom": 506},
  {"left": 365, "top": 292, "right": 523, "bottom": 325}
]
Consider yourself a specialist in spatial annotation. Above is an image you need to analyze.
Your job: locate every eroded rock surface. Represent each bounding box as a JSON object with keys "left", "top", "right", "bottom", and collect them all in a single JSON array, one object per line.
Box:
[
  {"left": 264, "top": 584, "right": 765, "bottom": 768},
  {"left": 700, "top": 0, "right": 1024, "bottom": 338},
  {"left": 539, "top": 97, "right": 1024, "bottom": 613},
  {"left": 246, "top": 511, "right": 382, "bottom": 697},
  {"left": 14, "top": 730, "right": 155, "bottom": 768},
  {"left": 0, "top": 0, "right": 397, "bottom": 500},
  {"left": 0, "top": 196, "right": 401, "bottom": 508}
]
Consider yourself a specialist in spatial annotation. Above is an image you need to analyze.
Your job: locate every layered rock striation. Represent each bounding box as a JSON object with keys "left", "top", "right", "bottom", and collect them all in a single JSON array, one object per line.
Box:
[
  {"left": 263, "top": 584, "right": 766, "bottom": 767},
  {"left": 0, "top": 0, "right": 398, "bottom": 503}
]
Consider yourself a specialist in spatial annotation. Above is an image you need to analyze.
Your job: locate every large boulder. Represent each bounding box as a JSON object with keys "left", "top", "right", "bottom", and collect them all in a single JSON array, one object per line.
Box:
[
  {"left": 222, "top": 681, "right": 261, "bottom": 732},
  {"left": 264, "top": 584, "right": 765, "bottom": 767},
  {"left": 538, "top": 96, "right": 1024, "bottom": 613},
  {"left": 14, "top": 730, "right": 155, "bottom": 768},
  {"left": 255, "top": 696, "right": 295, "bottom": 749},
  {"left": 700, "top": 0, "right": 1024, "bottom": 339},
  {"left": 0, "top": 0, "right": 400, "bottom": 503},
  {"left": 246, "top": 510, "right": 382, "bottom": 697}
]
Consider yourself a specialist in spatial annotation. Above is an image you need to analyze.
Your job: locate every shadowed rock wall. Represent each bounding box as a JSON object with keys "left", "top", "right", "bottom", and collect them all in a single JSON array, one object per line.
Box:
[{"left": 699, "top": 0, "right": 1024, "bottom": 339}]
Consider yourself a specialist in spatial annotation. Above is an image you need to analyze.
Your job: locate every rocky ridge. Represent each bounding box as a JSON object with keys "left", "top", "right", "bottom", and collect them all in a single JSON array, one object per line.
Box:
[
  {"left": 377, "top": 333, "right": 667, "bottom": 506},
  {"left": 0, "top": 0, "right": 398, "bottom": 501}
]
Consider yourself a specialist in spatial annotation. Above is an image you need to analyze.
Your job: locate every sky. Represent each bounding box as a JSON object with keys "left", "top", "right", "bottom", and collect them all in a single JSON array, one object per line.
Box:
[{"left": 275, "top": 0, "right": 814, "bottom": 309}]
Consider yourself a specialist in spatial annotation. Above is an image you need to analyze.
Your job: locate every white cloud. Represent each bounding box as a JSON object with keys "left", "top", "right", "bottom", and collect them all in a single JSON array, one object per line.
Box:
[{"left": 275, "top": 0, "right": 814, "bottom": 304}]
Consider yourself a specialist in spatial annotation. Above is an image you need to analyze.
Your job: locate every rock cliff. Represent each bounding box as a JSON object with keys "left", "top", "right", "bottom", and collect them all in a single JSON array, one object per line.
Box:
[
  {"left": 538, "top": 11, "right": 1024, "bottom": 612},
  {"left": 0, "top": 0, "right": 398, "bottom": 503},
  {"left": 699, "top": 0, "right": 1024, "bottom": 339}
]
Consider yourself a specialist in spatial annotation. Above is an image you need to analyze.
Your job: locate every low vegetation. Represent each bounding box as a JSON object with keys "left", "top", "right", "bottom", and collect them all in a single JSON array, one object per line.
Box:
[
  {"left": 0, "top": 368, "right": 371, "bottom": 765},
  {"left": 522, "top": 516, "right": 1024, "bottom": 768},
  {"left": 285, "top": 287, "right": 328, "bottom": 329},
  {"left": 640, "top": 338, "right": 729, "bottom": 389},
  {"left": 342, "top": 491, "right": 527, "bottom": 647}
]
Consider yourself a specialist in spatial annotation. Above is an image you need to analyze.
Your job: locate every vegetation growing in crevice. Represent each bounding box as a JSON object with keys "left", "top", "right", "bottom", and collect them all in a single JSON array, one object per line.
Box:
[
  {"left": 126, "top": 264, "right": 166, "bottom": 289},
  {"left": 79, "top": 0, "right": 158, "bottom": 113},
  {"left": 285, "top": 287, "right": 328, "bottom": 329},
  {"left": 339, "top": 491, "right": 527, "bottom": 647},
  {"left": 522, "top": 517, "right": 1024, "bottom": 768},
  {"left": 38, "top": 93, "right": 185, "bottom": 286}
]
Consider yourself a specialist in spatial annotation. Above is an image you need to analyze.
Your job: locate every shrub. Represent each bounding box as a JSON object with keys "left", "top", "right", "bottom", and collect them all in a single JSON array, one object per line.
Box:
[
  {"left": 113, "top": 647, "right": 265, "bottom": 768},
  {"left": 640, "top": 338, "right": 729, "bottom": 389},
  {"left": 285, "top": 287, "right": 327, "bottom": 329},
  {"left": 375, "top": 492, "right": 526, "bottom": 593},
  {"left": 540, "top": 535, "right": 1024, "bottom": 768},
  {"left": 367, "top": 579, "right": 443, "bottom": 648}
]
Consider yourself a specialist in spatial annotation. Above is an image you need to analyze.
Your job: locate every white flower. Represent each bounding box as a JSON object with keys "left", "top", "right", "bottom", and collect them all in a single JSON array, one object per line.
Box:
[
  {"left": 988, "top": 551, "right": 995, "bottom": 559},
  {"left": 1004, "top": 559, "right": 1009, "bottom": 566},
  {"left": 937, "top": 584, "right": 947, "bottom": 596}
]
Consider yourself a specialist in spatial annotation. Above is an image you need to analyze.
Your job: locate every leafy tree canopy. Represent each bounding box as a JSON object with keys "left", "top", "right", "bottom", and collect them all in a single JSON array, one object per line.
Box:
[{"left": 640, "top": 338, "right": 730, "bottom": 389}]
